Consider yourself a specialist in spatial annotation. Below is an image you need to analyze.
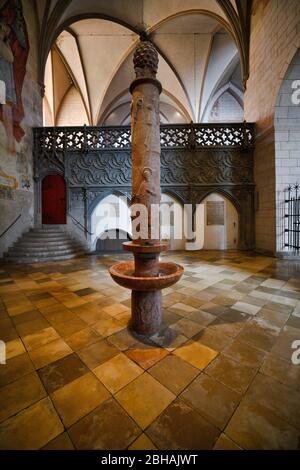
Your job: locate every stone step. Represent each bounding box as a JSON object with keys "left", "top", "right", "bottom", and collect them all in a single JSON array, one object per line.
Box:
[
  {"left": 29, "top": 225, "right": 63, "bottom": 232},
  {"left": 24, "top": 230, "right": 70, "bottom": 234},
  {"left": 41, "top": 225, "right": 69, "bottom": 231},
  {"left": 4, "top": 252, "right": 85, "bottom": 264},
  {"left": 5, "top": 248, "right": 84, "bottom": 258},
  {"left": 13, "top": 240, "right": 81, "bottom": 248},
  {"left": 9, "top": 244, "right": 83, "bottom": 254},
  {"left": 20, "top": 238, "right": 78, "bottom": 245},
  {"left": 3, "top": 226, "right": 86, "bottom": 264},
  {"left": 33, "top": 225, "right": 66, "bottom": 230},
  {"left": 23, "top": 232, "right": 70, "bottom": 239}
]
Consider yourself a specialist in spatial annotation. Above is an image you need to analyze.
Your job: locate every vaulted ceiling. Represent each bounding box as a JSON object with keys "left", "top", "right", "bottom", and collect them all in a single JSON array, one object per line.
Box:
[{"left": 34, "top": 0, "right": 252, "bottom": 126}]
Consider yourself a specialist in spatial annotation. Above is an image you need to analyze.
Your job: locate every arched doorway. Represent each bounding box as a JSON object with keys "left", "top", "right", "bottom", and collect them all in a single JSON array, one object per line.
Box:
[
  {"left": 42, "top": 175, "right": 66, "bottom": 224},
  {"left": 201, "top": 193, "right": 239, "bottom": 250},
  {"left": 90, "top": 193, "right": 132, "bottom": 251}
]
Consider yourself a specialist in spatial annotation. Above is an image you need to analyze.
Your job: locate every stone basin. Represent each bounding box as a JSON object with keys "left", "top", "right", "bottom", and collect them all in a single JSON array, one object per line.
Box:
[
  {"left": 123, "top": 241, "right": 169, "bottom": 254},
  {"left": 109, "top": 261, "right": 184, "bottom": 291}
]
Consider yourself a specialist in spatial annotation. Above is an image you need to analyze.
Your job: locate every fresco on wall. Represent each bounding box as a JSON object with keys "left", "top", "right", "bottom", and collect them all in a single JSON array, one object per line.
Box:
[
  {"left": 0, "top": 163, "right": 17, "bottom": 199},
  {"left": 16, "top": 137, "right": 30, "bottom": 188},
  {"left": 0, "top": 0, "right": 29, "bottom": 153}
]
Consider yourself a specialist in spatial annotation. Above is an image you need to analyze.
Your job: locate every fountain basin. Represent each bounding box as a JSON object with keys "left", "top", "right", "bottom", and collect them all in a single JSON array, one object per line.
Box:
[
  {"left": 109, "top": 261, "right": 184, "bottom": 291},
  {"left": 123, "top": 241, "right": 169, "bottom": 254}
]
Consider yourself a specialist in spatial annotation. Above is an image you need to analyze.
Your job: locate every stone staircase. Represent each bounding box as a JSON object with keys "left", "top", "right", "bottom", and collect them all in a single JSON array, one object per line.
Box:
[{"left": 3, "top": 226, "right": 86, "bottom": 263}]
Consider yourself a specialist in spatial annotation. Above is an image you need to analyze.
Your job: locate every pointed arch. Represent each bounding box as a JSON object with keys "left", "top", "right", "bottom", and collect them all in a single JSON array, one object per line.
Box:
[
  {"left": 88, "top": 189, "right": 131, "bottom": 217},
  {"left": 202, "top": 81, "right": 244, "bottom": 123},
  {"left": 197, "top": 188, "right": 241, "bottom": 215}
]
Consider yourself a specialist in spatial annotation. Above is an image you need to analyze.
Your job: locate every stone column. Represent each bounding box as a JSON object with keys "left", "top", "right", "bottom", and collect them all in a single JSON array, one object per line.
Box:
[
  {"left": 130, "top": 40, "right": 162, "bottom": 246},
  {"left": 109, "top": 41, "right": 183, "bottom": 336},
  {"left": 129, "top": 40, "right": 163, "bottom": 334},
  {"left": 109, "top": 40, "right": 183, "bottom": 338}
]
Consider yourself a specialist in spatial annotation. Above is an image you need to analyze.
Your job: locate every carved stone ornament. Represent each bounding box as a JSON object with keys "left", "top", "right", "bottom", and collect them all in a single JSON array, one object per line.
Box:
[
  {"left": 33, "top": 122, "right": 255, "bottom": 253},
  {"left": 133, "top": 40, "right": 159, "bottom": 78}
]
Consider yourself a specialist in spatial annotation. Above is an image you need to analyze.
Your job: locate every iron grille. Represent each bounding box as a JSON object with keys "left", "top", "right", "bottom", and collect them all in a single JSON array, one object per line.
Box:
[{"left": 285, "top": 184, "right": 300, "bottom": 251}]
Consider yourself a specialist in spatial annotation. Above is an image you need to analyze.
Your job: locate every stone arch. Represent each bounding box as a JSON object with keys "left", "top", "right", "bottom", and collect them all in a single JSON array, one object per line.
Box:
[
  {"left": 35, "top": 168, "right": 65, "bottom": 226},
  {"left": 43, "top": 16, "right": 193, "bottom": 126},
  {"left": 202, "top": 82, "right": 244, "bottom": 123},
  {"left": 87, "top": 189, "right": 130, "bottom": 218},
  {"left": 275, "top": 47, "right": 300, "bottom": 254},
  {"left": 40, "top": 8, "right": 243, "bottom": 125},
  {"left": 194, "top": 188, "right": 242, "bottom": 249},
  {"left": 273, "top": 38, "right": 300, "bottom": 116},
  {"left": 89, "top": 191, "right": 131, "bottom": 251},
  {"left": 40, "top": 13, "right": 139, "bottom": 84},
  {"left": 197, "top": 188, "right": 242, "bottom": 215},
  {"left": 198, "top": 191, "right": 239, "bottom": 250},
  {"left": 162, "top": 189, "right": 186, "bottom": 206}
]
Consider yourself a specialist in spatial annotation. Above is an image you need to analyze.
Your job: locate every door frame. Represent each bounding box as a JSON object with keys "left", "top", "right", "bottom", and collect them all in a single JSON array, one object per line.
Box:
[{"left": 41, "top": 174, "right": 67, "bottom": 225}]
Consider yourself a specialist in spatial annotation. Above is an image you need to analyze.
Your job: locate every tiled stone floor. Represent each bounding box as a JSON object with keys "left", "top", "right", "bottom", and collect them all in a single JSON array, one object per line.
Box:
[{"left": 0, "top": 251, "right": 300, "bottom": 450}]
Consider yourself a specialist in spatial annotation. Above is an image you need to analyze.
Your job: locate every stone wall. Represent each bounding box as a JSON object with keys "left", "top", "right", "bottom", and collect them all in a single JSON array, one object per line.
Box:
[
  {"left": 244, "top": 0, "right": 300, "bottom": 254},
  {"left": 0, "top": 0, "right": 42, "bottom": 257},
  {"left": 208, "top": 91, "right": 244, "bottom": 123},
  {"left": 275, "top": 48, "right": 300, "bottom": 252}
]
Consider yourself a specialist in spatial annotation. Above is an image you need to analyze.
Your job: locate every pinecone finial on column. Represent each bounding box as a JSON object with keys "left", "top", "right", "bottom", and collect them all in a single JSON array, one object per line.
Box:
[{"left": 133, "top": 40, "right": 159, "bottom": 79}]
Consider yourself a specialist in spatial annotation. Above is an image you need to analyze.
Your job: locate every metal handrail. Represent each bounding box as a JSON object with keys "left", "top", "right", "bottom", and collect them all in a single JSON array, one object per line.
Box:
[
  {"left": 68, "top": 212, "right": 93, "bottom": 235},
  {"left": 0, "top": 214, "right": 21, "bottom": 238}
]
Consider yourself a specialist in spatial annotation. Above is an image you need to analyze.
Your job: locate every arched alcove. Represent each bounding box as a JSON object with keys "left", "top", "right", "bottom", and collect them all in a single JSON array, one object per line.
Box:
[
  {"left": 200, "top": 192, "right": 239, "bottom": 250},
  {"left": 161, "top": 193, "right": 185, "bottom": 250},
  {"left": 275, "top": 47, "right": 300, "bottom": 253},
  {"left": 207, "top": 89, "right": 243, "bottom": 123},
  {"left": 90, "top": 193, "right": 131, "bottom": 251}
]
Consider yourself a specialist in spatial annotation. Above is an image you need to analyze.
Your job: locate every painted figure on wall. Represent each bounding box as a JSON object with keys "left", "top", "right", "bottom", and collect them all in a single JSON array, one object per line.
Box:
[{"left": 0, "top": 0, "right": 29, "bottom": 153}]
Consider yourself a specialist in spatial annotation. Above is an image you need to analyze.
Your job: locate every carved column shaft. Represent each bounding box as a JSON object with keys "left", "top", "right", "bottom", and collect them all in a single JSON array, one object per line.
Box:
[
  {"left": 130, "top": 40, "right": 162, "bottom": 245},
  {"left": 109, "top": 40, "right": 184, "bottom": 339},
  {"left": 131, "top": 84, "right": 161, "bottom": 207},
  {"left": 131, "top": 290, "right": 162, "bottom": 336},
  {"left": 129, "top": 40, "right": 163, "bottom": 333}
]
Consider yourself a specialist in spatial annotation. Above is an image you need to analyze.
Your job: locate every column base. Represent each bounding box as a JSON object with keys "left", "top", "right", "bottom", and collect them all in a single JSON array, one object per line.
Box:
[{"left": 131, "top": 290, "right": 162, "bottom": 336}]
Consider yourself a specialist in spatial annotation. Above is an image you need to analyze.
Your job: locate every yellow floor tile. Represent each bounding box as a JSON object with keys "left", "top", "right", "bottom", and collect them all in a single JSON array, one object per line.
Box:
[
  {"left": 103, "top": 303, "right": 130, "bottom": 317},
  {"left": 173, "top": 341, "right": 218, "bottom": 369},
  {"left": 94, "top": 353, "right": 143, "bottom": 393},
  {"left": 0, "top": 398, "right": 64, "bottom": 450},
  {"left": 28, "top": 338, "right": 72, "bottom": 369},
  {"left": 93, "top": 317, "right": 125, "bottom": 337},
  {"left": 0, "top": 372, "right": 46, "bottom": 423},
  {"left": 51, "top": 372, "right": 110, "bottom": 427},
  {"left": 115, "top": 373, "right": 175, "bottom": 429},
  {"left": 6, "top": 338, "right": 26, "bottom": 360},
  {"left": 129, "top": 433, "right": 157, "bottom": 450},
  {"left": 22, "top": 327, "right": 60, "bottom": 351}
]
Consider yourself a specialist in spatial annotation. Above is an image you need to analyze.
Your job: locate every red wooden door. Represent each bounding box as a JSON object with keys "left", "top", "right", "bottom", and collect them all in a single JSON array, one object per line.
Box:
[{"left": 42, "top": 175, "right": 66, "bottom": 224}]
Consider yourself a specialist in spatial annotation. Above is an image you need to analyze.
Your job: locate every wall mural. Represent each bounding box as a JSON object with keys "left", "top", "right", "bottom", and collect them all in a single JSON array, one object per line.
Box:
[
  {"left": 0, "top": 163, "right": 17, "bottom": 199},
  {"left": 0, "top": 0, "right": 29, "bottom": 153}
]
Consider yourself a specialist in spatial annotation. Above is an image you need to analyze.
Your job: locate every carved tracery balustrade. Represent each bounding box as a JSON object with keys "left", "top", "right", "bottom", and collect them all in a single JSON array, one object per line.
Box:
[{"left": 33, "top": 123, "right": 255, "bottom": 249}]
